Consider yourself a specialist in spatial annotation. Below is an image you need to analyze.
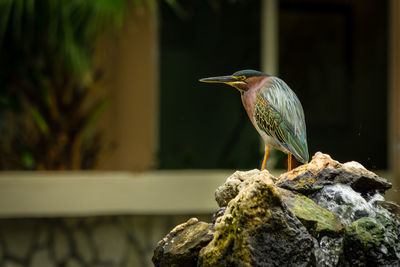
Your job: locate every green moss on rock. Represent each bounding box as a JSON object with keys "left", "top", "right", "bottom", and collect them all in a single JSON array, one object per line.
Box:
[
  {"left": 279, "top": 188, "right": 343, "bottom": 237},
  {"left": 343, "top": 216, "right": 400, "bottom": 265},
  {"left": 345, "top": 217, "right": 384, "bottom": 249},
  {"left": 199, "top": 180, "right": 314, "bottom": 266}
]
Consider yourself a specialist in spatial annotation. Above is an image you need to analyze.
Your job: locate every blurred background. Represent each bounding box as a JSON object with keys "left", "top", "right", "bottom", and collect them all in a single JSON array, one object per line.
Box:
[{"left": 0, "top": 0, "right": 398, "bottom": 266}]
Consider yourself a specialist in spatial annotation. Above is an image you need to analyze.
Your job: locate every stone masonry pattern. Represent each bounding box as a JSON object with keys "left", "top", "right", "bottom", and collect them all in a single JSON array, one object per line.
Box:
[{"left": 0, "top": 214, "right": 211, "bottom": 267}]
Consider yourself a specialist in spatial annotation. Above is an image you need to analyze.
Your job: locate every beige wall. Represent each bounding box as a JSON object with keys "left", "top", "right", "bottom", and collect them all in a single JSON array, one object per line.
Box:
[{"left": 95, "top": 6, "right": 158, "bottom": 170}]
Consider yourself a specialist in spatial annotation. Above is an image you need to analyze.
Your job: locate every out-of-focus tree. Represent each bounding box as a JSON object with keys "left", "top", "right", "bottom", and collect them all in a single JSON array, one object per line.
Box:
[{"left": 0, "top": 0, "right": 157, "bottom": 169}]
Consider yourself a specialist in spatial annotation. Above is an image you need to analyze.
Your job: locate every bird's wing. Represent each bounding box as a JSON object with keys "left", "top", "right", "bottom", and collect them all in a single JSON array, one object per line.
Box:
[{"left": 254, "top": 77, "right": 309, "bottom": 163}]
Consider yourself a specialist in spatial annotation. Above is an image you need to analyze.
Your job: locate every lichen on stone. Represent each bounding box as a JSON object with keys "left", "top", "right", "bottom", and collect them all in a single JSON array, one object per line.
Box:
[
  {"left": 200, "top": 176, "right": 314, "bottom": 266},
  {"left": 279, "top": 188, "right": 343, "bottom": 237}
]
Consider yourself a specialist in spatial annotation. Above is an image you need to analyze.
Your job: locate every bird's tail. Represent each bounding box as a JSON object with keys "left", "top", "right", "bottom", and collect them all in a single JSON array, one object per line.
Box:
[{"left": 281, "top": 123, "right": 309, "bottom": 164}]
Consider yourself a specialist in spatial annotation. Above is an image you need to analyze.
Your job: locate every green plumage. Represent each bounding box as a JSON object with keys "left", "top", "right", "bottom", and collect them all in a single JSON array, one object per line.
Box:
[
  {"left": 199, "top": 69, "right": 309, "bottom": 169},
  {"left": 254, "top": 77, "right": 309, "bottom": 163}
]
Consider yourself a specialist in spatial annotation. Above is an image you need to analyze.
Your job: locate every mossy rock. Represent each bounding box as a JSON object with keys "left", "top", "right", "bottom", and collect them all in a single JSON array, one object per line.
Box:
[
  {"left": 153, "top": 218, "right": 214, "bottom": 267},
  {"left": 279, "top": 188, "right": 343, "bottom": 237},
  {"left": 345, "top": 217, "right": 384, "bottom": 248},
  {"left": 199, "top": 180, "right": 315, "bottom": 266},
  {"left": 343, "top": 217, "right": 400, "bottom": 265}
]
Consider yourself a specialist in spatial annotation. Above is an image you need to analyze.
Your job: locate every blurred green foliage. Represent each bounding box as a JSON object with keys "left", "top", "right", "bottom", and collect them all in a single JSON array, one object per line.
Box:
[{"left": 0, "top": 0, "right": 156, "bottom": 169}]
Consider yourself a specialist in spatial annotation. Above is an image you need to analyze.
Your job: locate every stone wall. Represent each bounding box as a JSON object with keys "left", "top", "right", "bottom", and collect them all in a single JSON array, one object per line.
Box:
[{"left": 0, "top": 214, "right": 211, "bottom": 267}]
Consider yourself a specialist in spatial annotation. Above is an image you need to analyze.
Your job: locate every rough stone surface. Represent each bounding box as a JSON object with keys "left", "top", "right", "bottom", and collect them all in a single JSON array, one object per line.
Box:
[
  {"left": 0, "top": 215, "right": 206, "bottom": 267},
  {"left": 153, "top": 152, "right": 400, "bottom": 267},
  {"left": 36, "top": 227, "right": 50, "bottom": 247},
  {"left": 277, "top": 152, "right": 392, "bottom": 195},
  {"left": 65, "top": 258, "right": 83, "bottom": 267},
  {"left": 153, "top": 218, "right": 214, "bottom": 267},
  {"left": 3, "top": 261, "right": 23, "bottom": 267},
  {"left": 93, "top": 224, "right": 126, "bottom": 264},
  {"left": 278, "top": 187, "right": 343, "bottom": 236},
  {"left": 126, "top": 245, "right": 145, "bottom": 267},
  {"left": 30, "top": 249, "right": 53, "bottom": 267},
  {"left": 377, "top": 200, "right": 400, "bottom": 221},
  {"left": 53, "top": 229, "right": 70, "bottom": 262},
  {"left": 343, "top": 216, "right": 400, "bottom": 266},
  {"left": 0, "top": 220, "right": 35, "bottom": 260},
  {"left": 73, "top": 230, "right": 93, "bottom": 264},
  {"left": 199, "top": 175, "right": 315, "bottom": 267},
  {"left": 215, "top": 169, "right": 274, "bottom": 207}
]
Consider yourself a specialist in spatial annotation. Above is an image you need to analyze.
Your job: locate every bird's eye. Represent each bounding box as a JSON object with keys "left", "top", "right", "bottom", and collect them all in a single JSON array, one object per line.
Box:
[{"left": 234, "top": 75, "right": 246, "bottom": 81}]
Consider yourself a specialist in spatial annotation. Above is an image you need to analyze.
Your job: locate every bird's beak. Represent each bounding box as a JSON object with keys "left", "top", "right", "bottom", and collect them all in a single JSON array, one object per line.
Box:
[{"left": 199, "top": 75, "right": 236, "bottom": 84}]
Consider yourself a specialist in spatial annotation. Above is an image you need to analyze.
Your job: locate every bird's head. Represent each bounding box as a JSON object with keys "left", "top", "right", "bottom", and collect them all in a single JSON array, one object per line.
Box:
[{"left": 199, "top": 69, "right": 270, "bottom": 93}]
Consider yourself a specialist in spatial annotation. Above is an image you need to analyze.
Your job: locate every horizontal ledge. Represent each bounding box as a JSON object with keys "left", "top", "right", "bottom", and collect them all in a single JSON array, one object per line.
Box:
[{"left": 0, "top": 170, "right": 240, "bottom": 218}]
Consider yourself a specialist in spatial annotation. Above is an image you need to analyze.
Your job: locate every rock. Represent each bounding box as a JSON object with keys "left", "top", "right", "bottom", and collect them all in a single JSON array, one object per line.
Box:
[
  {"left": 199, "top": 175, "right": 315, "bottom": 266},
  {"left": 92, "top": 223, "right": 126, "bottom": 264},
  {"left": 212, "top": 207, "right": 226, "bottom": 223},
  {"left": 310, "top": 183, "right": 383, "bottom": 226},
  {"left": 73, "top": 230, "right": 94, "bottom": 264},
  {"left": 53, "top": 229, "right": 70, "bottom": 262},
  {"left": 314, "top": 236, "right": 342, "bottom": 266},
  {"left": 152, "top": 218, "right": 214, "bottom": 267},
  {"left": 377, "top": 200, "right": 400, "bottom": 221},
  {"left": 36, "top": 227, "right": 49, "bottom": 247},
  {"left": 0, "top": 220, "right": 35, "bottom": 260},
  {"left": 216, "top": 169, "right": 343, "bottom": 237},
  {"left": 278, "top": 188, "right": 343, "bottom": 236},
  {"left": 343, "top": 216, "right": 400, "bottom": 266},
  {"left": 65, "top": 258, "right": 83, "bottom": 267},
  {"left": 215, "top": 169, "right": 274, "bottom": 207},
  {"left": 277, "top": 152, "right": 391, "bottom": 195},
  {"left": 30, "top": 249, "right": 53, "bottom": 267},
  {"left": 126, "top": 244, "right": 145, "bottom": 267},
  {"left": 3, "top": 261, "right": 23, "bottom": 267},
  {"left": 153, "top": 153, "right": 400, "bottom": 266}
]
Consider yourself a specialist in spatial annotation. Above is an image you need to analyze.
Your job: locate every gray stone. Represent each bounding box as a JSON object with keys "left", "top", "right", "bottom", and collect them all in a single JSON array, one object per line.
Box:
[
  {"left": 93, "top": 223, "right": 126, "bottom": 263},
  {"left": 30, "top": 249, "right": 53, "bottom": 267},
  {"left": 277, "top": 152, "right": 392, "bottom": 195},
  {"left": 278, "top": 187, "right": 343, "bottom": 236},
  {"left": 343, "top": 216, "right": 400, "bottom": 265},
  {"left": 65, "top": 258, "right": 83, "bottom": 267},
  {"left": 120, "top": 216, "right": 149, "bottom": 250},
  {"left": 153, "top": 218, "right": 214, "bottom": 267},
  {"left": 1, "top": 220, "right": 34, "bottom": 259},
  {"left": 36, "top": 227, "right": 49, "bottom": 247},
  {"left": 199, "top": 175, "right": 315, "bottom": 266},
  {"left": 0, "top": 242, "right": 3, "bottom": 261},
  {"left": 125, "top": 245, "right": 144, "bottom": 267},
  {"left": 73, "top": 230, "right": 93, "bottom": 264},
  {"left": 53, "top": 229, "right": 70, "bottom": 262},
  {"left": 215, "top": 169, "right": 274, "bottom": 207},
  {"left": 3, "top": 261, "right": 23, "bottom": 267},
  {"left": 377, "top": 200, "right": 400, "bottom": 221}
]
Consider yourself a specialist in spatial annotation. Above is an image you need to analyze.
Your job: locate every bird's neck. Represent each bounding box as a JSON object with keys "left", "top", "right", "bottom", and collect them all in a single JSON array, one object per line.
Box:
[{"left": 241, "top": 76, "right": 269, "bottom": 125}]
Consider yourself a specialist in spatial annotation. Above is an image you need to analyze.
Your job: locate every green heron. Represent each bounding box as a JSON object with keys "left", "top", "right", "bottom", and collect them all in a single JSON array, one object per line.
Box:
[{"left": 199, "top": 69, "right": 309, "bottom": 171}]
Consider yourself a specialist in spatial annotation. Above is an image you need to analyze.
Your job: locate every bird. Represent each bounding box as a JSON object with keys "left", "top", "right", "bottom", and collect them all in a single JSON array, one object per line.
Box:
[{"left": 199, "top": 69, "right": 309, "bottom": 171}]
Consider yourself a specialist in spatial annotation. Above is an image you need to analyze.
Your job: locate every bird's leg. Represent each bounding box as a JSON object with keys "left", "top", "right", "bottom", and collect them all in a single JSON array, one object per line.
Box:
[
  {"left": 288, "top": 152, "right": 292, "bottom": 172},
  {"left": 261, "top": 146, "right": 270, "bottom": 171}
]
